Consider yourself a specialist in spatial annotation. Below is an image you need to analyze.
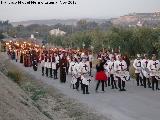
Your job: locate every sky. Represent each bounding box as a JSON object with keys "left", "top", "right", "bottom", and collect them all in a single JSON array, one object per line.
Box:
[{"left": 0, "top": 0, "right": 160, "bottom": 22}]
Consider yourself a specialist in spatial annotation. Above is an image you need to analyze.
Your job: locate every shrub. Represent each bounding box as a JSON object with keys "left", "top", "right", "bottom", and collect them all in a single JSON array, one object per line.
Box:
[
  {"left": 31, "top": 89, "right": 46, "bottom": 101},
  {"left": 7, "top": 70, "right": 22, "bottom": 84},
  {"left": 22, "top": 82, "right": 46, "bottom": 101}
]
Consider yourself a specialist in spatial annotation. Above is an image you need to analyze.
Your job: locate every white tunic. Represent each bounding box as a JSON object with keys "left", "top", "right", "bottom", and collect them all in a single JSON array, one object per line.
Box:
[
  {"left": 114, "top": 60, "right": 129, "bottom": 81},
  {"left": 141, "top": 59, "right": 150, "bottom": 78},
  {"left": 70, "top": 62, "right": 79, "bottom": 84},
  {"left": 108, "top": 60, "right": 115, "bottom": 75},
  {"left": 73, "top": 62, "right": 81, "bottom": 77},
  {"left": 55, "top": 56, "right": 60, "bottom": 64},
  {"left": 148, "top": 60, "right": 160, "bottom": 77},
  {"left": 71, "top": 74, "right": 77, "bottom": 84},
  {"left": 68, "top": 61, "right": 76, "bottom": 74},
  {"left": 44, "top": 60, "right": 48, "bottom": 68},
  {"left": 40, "top": 60, "right": 45, "bottom": 67},
  {"left": 81, "top": 75, "right": 92, "bottom": 85},
  {"left": 133, "top": 59, "right": 142, "bottom": 73},
  {"left": 47, "top": 59, "right": 52, "bottom": 68},
  {"left": 104, "top": 60, "right": 111, "bottom": 77},
  {"left": 52, "top": 62, "right": 56, "bottom": 70},
  {"left": 79, "top": 61, "right": 90, "bottom": 74}
]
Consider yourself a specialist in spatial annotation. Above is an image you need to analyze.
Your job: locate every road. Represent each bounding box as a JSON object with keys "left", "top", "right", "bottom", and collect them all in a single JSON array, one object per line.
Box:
[{"left": 9, "top": 55, "right": 160, "bottom": 120}]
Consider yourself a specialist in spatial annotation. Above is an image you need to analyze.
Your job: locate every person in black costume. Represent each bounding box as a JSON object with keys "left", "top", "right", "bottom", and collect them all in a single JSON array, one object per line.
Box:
[
  {"left": 33, "top": 57, "right": 38, "bottom": 71},
  {"left": 59, "top": 55, "right": 67, "bottom": 83},
  {"left": 95, "top": 59, "right": 108, "bottom": 92}
]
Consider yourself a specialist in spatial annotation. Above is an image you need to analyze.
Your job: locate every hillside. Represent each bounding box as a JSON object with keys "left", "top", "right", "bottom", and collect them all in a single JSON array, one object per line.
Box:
[
  {"left": 11, "top": 18, "right": 108, "bottom": 26},
  {"left": 11, "top": 19, "right": 78, "bottom": 26},
  {"left": 0, "top": 71, "right": 49, "bottom": 120}
]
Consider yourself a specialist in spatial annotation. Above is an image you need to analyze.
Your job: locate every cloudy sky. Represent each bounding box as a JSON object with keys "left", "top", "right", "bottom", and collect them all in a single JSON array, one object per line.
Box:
[{"left": 0, "top": 0, "right": 160, "bottom": 22}]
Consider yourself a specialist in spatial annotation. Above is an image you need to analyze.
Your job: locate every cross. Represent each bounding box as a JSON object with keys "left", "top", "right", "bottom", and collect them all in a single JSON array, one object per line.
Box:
[
  {"left": 145, "top": 60, "right": 148, "bottom": 67},
  {"left": 137, "top": 61, "right": 141, "bottom": 67},
  {"left": 83, "top": 64, "right": 88, "bottom": 71},
  {"left": 119, "top": 63, "right": 124, "bottom": 70},
  {"left": 87, "top": 79, "right": 91, "bottom": 83},
  {"left": 112, "top": 63, "right": 114, "bottom": 68},
  {"left": 153, "top": 62, "right": 158, "bottom": 68}
]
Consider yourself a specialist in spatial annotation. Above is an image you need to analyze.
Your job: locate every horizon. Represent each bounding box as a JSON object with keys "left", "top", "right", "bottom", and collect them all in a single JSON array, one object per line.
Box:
[
  {"left": 5, "top": 10, "right": 160, "bottom": 23},
  {"left": 10, "top": 17, "right": 114, "bottom": 22}
]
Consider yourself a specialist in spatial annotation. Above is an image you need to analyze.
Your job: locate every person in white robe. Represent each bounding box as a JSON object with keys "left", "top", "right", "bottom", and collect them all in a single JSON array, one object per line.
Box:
[{"left": 147, "top": 54, "right": 160, "bottom": 91}]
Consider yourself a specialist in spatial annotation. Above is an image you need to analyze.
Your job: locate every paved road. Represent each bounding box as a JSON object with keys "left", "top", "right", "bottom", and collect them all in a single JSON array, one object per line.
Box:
[{"left": 10, "top": 56, "right": 160, "bottom": 120}]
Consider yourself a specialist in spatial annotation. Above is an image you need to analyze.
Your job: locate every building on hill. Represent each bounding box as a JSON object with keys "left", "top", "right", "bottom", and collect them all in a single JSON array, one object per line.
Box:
[
  {"left": 112, "top": 11, "right": 160, "bottom": 28},
  {"left": 49, "top": 28, "right": 66, "bottom": 36},
  {"left": 154, "top": 11, "right": 160, "bottom": 17}
]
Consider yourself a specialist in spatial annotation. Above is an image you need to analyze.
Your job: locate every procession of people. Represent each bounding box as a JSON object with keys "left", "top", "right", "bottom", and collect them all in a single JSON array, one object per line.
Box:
[{"left": 5, "top": 39, "right": 160, "bottom": 95}]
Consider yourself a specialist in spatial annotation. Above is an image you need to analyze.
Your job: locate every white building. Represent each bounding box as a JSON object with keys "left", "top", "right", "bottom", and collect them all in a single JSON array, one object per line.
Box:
[
  {"left": 136, "top": 21, "right": 143, "bottom": 27},
  {"left": 31, "top": 34, "right": 35, "bottom": 39},
  {"left": 49, "top": 28, "right": 66, "bottom": 36}
]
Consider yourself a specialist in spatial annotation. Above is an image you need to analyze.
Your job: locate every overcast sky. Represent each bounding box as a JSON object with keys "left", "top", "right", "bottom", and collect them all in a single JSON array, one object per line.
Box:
[{"left": 0, "top": 0, "right": 160, "bottom": 22}]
